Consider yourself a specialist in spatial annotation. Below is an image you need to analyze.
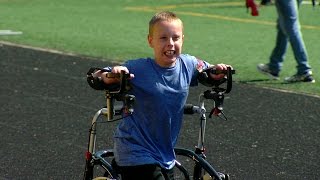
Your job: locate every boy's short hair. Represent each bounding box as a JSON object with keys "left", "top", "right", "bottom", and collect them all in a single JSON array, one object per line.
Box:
[{"left": 148, "top": 11, "right": 183, "bottom": 36}]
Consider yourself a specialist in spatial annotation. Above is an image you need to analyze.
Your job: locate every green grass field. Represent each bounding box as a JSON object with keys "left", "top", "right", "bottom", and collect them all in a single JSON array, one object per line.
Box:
[{"left": 1, "top": 0, "right": 320, "bottom": 95}]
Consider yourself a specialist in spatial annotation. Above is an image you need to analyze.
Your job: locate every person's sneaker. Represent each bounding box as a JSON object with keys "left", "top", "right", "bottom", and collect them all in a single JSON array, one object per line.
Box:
[
  {"left": 284, "top": 71, "right": 315, "bottom": 83},
  {"left": 257, "top": 63, "right": 279, "bottom": 80}
]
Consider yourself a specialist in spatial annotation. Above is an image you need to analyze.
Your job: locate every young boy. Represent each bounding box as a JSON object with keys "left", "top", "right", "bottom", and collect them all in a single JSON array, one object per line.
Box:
[{"left": 92, "top": 11, "right": 231, "bottom": 180}]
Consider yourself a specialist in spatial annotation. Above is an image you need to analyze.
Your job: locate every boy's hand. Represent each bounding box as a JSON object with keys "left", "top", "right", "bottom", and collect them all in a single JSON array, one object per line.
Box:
[
  {"left": 198, "top": 64, "right": 234, "bottom": 87},
  {"left": 93, "top": 66, "right": 134, "bottom": 84},
  {"left": 210, "top": 64, "right": 233, "bottom": 80},
  {"left": 111, "top": 66, "right": 130, "bottom": 74}
]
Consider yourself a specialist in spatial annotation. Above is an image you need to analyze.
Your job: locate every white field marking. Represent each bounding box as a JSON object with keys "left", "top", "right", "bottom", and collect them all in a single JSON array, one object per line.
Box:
[
  {"left": 0, "top": 30, "right": 23, "bottom": 35},
  {"left": 0, "top": 41, "right": 122, "bottom": 64},
  {"left": 0, "top": 41, "right": 79, "bottom": 56},
  {"left": 260, "top": 86, "right": 320, "bottom": 99},
  {"left": 124, "top": 1, "right": 320, "bottom": 31},
  {"left": 302, "top": 1, "right": 316, "bottom": 5}
]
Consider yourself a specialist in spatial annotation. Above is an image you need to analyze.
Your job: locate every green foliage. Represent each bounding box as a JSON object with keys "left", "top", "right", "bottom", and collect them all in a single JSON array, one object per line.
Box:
[{"left": 1, "top": 0, "right": 319, "bottom": 95}]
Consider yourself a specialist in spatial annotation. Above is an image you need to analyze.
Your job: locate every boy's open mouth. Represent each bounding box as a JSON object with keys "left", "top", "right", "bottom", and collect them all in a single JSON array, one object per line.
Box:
[{"left": 165, "top": 50, "right": 175, "bottom": 56}]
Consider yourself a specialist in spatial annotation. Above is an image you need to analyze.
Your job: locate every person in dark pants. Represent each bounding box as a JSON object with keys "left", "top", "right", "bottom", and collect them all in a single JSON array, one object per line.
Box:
[{"left": 257, "top": 0, "right": 315, "bottom": 83}]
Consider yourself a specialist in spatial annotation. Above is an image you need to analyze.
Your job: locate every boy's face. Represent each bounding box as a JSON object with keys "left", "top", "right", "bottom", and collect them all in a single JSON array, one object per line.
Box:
[{"left": 148, "top": 20, "right": 184, "bottom": 67}]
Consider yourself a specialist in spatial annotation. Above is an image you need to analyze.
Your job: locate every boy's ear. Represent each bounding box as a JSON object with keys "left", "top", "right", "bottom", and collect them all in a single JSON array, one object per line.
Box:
[{"left": 147, "top": 34, "right": 153, "bottom": 48}]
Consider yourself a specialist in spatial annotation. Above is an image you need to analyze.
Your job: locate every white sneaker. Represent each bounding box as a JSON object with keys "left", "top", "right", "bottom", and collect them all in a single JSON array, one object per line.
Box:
[
  {"left": 257, "top": 63, "right": 279, "bottom": 80},
  {"left": 284, "top": 71, "right": 315, "bottom": 83}
]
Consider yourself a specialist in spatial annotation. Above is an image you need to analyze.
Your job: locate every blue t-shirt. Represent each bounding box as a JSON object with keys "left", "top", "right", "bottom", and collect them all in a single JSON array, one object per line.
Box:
[{"left": 113, "top": 54, "right": 210, "bottom": 169}]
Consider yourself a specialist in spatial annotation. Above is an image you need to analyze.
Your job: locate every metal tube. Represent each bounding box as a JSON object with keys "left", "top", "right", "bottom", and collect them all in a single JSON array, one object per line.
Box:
[
  {"left": 88, "top": 109, "right": 105, "bottom": 153},
  {"left": 106, "top": 93, "right": 114, "bottom": 121},
  {"left": 197, "top": 94, "right": 206, "bottom": 150}
]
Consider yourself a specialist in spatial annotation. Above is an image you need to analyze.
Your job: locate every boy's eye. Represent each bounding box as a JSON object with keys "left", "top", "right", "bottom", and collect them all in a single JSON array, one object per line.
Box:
[
  {"left": 173, "top": 36, "right": 180, "bottom": 41},
  {"left": 160, "top": 36, "right": 180, "bottom": 41}
]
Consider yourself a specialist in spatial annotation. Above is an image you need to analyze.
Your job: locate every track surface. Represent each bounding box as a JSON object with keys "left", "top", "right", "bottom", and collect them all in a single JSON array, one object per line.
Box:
[{"left": 1, "top": 43, "right": 319, "bottom": 179}]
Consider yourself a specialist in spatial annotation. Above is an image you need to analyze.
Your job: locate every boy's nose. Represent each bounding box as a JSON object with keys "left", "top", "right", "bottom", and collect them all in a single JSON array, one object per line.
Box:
[{"left": 168, "top": 38, "right": 174, "bottom": 45}]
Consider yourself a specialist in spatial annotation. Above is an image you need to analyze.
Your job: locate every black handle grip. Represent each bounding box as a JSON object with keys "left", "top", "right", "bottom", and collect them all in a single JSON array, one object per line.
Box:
[
  {"left": 184, "top": 104, "right": 195, "bottom": 114},
  {"left": 210, "top": 69, "right": 235, "bottom": 75}
]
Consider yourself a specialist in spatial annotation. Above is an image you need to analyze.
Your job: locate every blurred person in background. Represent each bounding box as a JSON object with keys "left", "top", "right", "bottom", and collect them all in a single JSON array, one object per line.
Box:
[{"left": 257, "top": 0, "right": 315, "bottom": 83}]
